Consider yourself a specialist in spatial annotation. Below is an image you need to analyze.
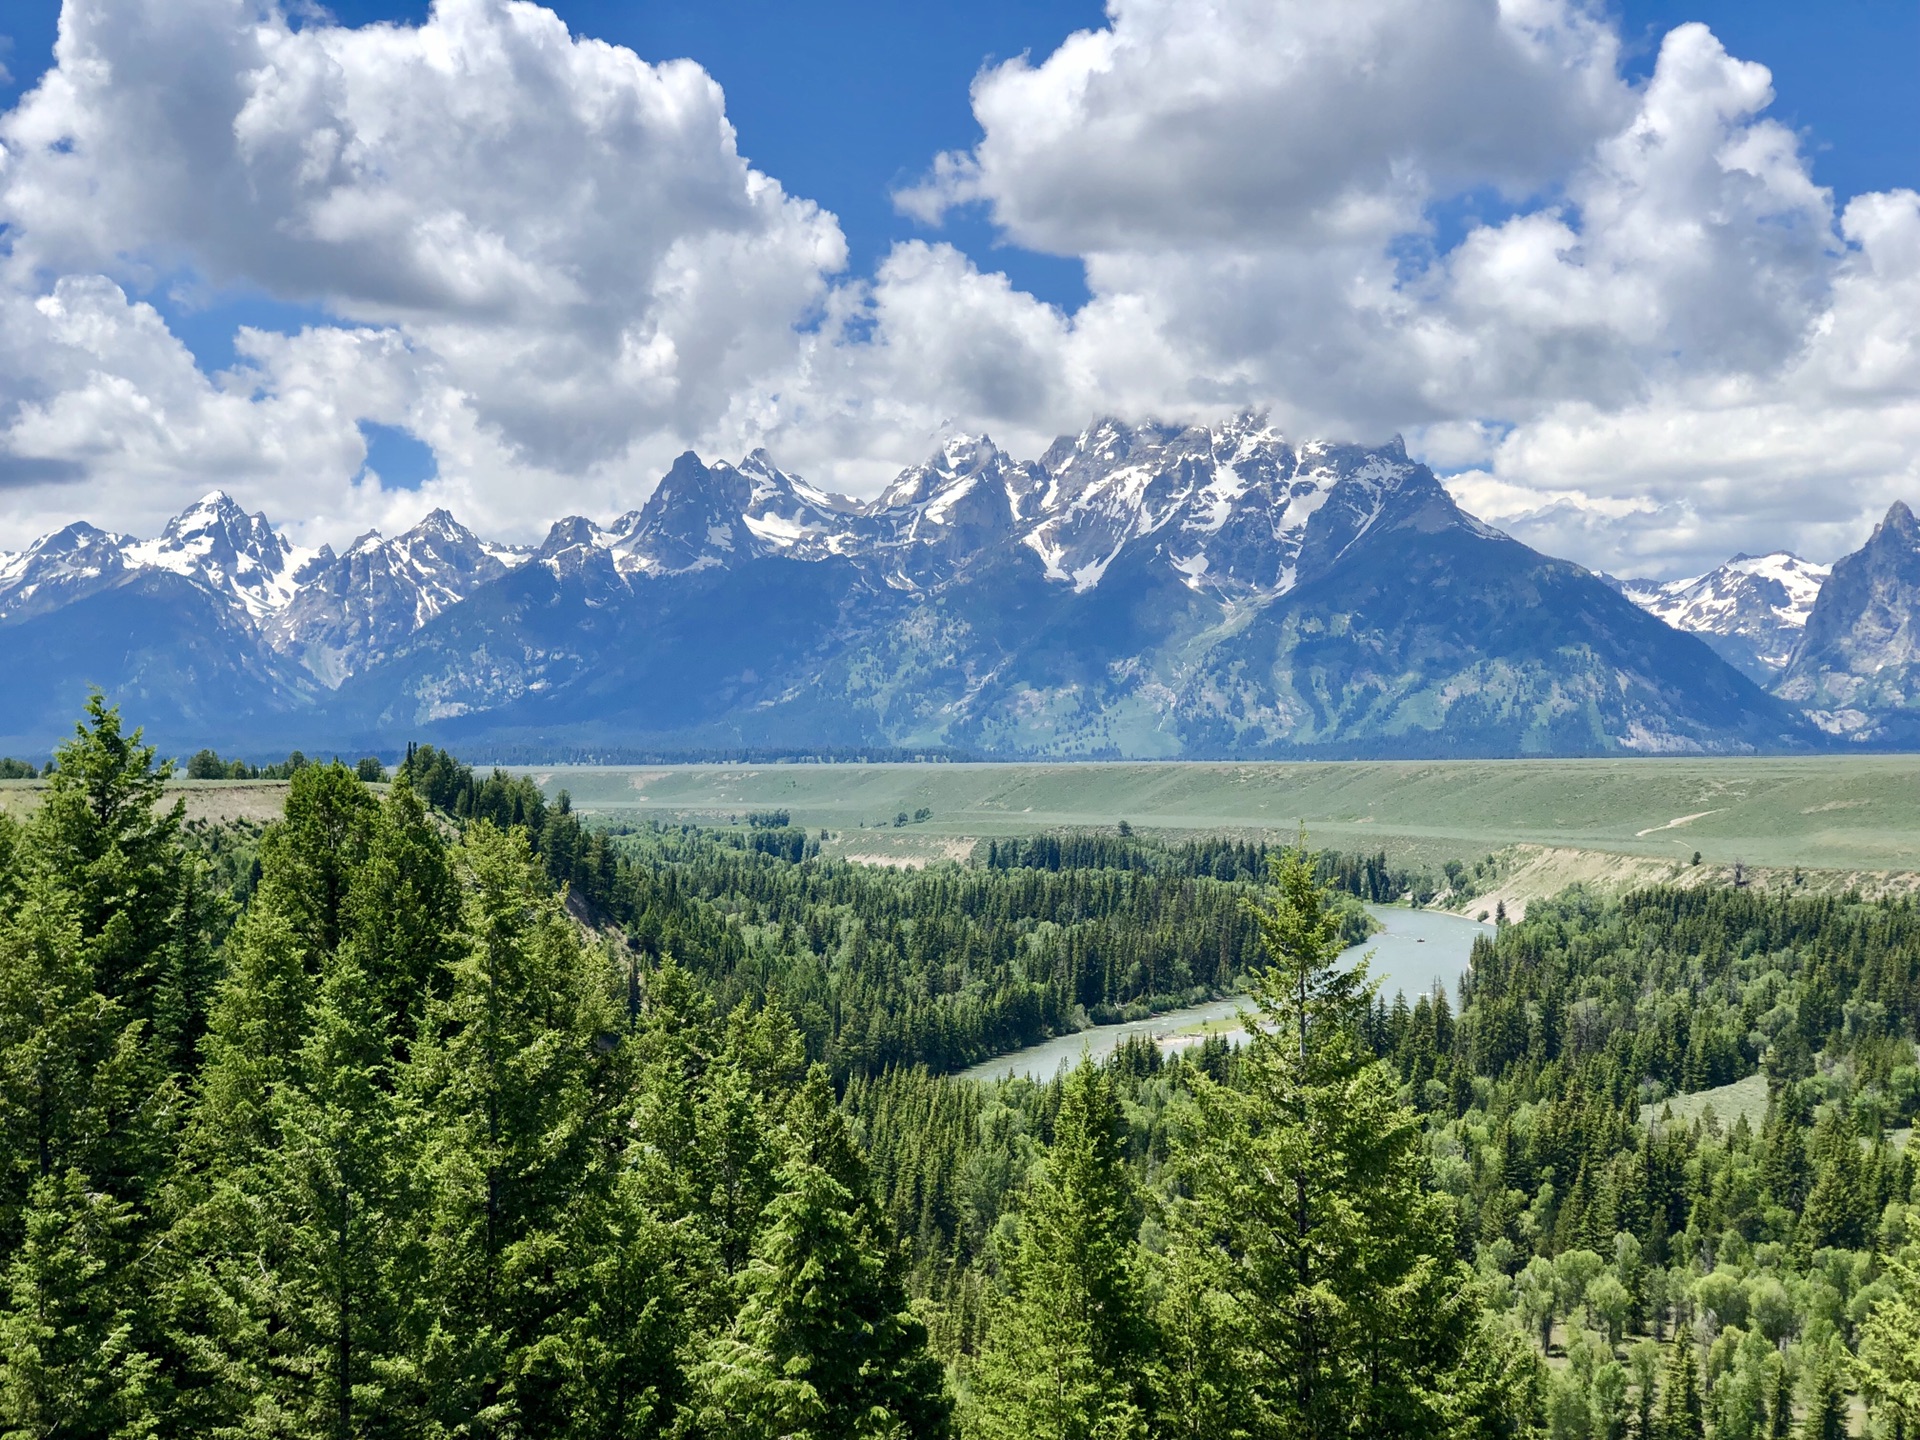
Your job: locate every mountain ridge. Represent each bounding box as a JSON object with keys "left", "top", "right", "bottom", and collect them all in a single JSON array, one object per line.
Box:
[{"left": 0, "top": 414, "right": 1846, "bottom": 758}]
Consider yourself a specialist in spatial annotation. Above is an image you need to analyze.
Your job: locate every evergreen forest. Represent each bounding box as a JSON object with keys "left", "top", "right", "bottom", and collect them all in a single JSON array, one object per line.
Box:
[{"left": 1, "top": 699, "right": 1918, "bottom": 1438}]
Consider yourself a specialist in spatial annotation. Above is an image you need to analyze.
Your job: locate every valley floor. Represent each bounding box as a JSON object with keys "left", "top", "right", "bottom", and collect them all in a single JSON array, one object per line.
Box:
[{"left": 506, "top": 752, "right": 1920, "bottom": 865}]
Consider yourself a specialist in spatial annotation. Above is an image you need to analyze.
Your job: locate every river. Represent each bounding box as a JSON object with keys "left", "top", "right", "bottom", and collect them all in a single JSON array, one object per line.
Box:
[{"left": 956, "top": 904, "right": 1494, "bottom": 1084}]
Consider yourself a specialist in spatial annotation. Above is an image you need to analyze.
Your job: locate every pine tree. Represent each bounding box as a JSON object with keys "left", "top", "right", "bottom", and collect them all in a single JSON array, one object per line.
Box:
[
  {"left": 1656, "top": 1323, "right": 1704, "bottom": 1440},
  {"left": 0, "top": 872, "right": 157, "bottom": 1251},
  {"left": 402, "top": 822, "right": 624, "bottom": 1433},
  {"left": 1627, "top": 1341, "right": 1661, "bottom": 1440},
  {"left": 543, "top": 1165, "right": 686, "bottom": 1440},
  {"left": 691, "top": 1066, "right": 951, "bottom": 1440},
  {"left": 151, "top": 854, "right": 225, "bottom": 1080},
  {"left": 629, "top": 960, "right": 721, "bottom": 1236},
  {"left": 262, "top": 763, "right": 377, "bottom": 962},
  {"left": 248, "top": 947, "right": 416, "bottom": 1437},
  {"left": 1155, "top": 1240, "right": 1252, "bottom": 1440},
  {"left": 25, "top": 694, "right": 184, "bottom": 1025},
  {"left": 183, "top": 866, "right": 317, "bottom": 1167},
  {"left": 1799, "top": 1351, "right": 1847, "bottom": 1440},
  {"left": 1159, "top": 844, "right": 1507, "bottom": 1438},
  {"left": 0, "top": 1170, "right": 159, "bottom": 1437},
  {"left": 1767, "top": 1353, "right": 1795, "bottom": 1440},
  {"left": 1799, "top": 1107, "right": 1869, "bottom": 1256},
  {"left": 341, "top": 776, "right": 460, "bottom": 1062},
  {"left": 1760, "top": 1087, "right": 1812, "bottom": 1215},
  {"left": 967, "top": 1061, "right": 1153, "bottom": 1440}
]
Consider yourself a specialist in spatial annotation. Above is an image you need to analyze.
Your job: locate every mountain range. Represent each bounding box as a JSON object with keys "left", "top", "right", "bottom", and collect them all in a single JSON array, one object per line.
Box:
[{"left": 2, "top": 414, "right": 1907, "bottom": 760}]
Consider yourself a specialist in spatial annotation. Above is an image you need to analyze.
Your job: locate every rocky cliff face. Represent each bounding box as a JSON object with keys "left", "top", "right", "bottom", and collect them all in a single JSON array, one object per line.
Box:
[
  {"left": 0, "top": 416, "right": 1821, "bottom": 757},
  {"left": 1778, "top": 502, "right": 1920, "bottom": 740},
  {"left": 267, "top": 510, "right": 524, "bottom": 687}
]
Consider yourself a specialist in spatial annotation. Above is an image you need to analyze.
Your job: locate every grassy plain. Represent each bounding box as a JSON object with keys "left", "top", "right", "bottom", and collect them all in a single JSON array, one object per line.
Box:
[{"left": 512, "top": 756, "right": 1920, "bottom": 874}]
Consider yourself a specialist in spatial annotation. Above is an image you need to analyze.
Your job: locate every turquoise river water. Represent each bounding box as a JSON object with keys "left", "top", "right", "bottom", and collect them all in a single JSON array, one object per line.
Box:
[{"left": 957, "top": 904, "right": 1493, "bottom": 1084}]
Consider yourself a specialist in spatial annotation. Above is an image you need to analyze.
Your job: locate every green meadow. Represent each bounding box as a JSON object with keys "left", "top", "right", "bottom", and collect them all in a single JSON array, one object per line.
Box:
[{"left": 512, "top": 754, "right": 1920, "bottom": 872}]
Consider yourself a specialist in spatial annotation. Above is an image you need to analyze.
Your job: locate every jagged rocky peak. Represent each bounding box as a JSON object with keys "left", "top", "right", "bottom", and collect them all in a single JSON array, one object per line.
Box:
[
  {"left": 732, "top": 449, "right": 863, "bottom": 555},
  {"left": 612, "top": 452, "right": 750, "bottom": 575},
  {"left": 1777, "top": 500, "right": 1920, "bottom": 735},
  {"left": 538, "top": 514, "right": 613, "bottom": 561},
  {"left": 867, "top": 435, "right": 1046, "bottom": 578},
  {"left": 876, "top": 433, "right": 1011, "bottom": 509},
  {"left": 122, "top": 489, "right": 324, "bottom": 616},
  {"left": 0, "top": 521, "right": 135, "bottom": 622},
  {"left": 388, "top": 508, "right": 511, "bottom": 576},
  {"left": 300, "top": 508, "right": 507, "bottom": 600},
  {"left": 1018, "top": 414, "right": 1445, "bottom": 596},
  {"left": 1022, "top": 416, "right": 1277, "bottom": 592},
  {"left": 267, "top": 505, "right": 528, "bottom": 688},
  {"left": 610, "top": 449, "right": 863, "bottom": 575}
]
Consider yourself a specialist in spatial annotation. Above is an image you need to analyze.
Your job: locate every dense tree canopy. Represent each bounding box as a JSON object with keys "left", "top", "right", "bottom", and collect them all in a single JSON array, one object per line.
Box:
[{"left": 0, "top": 702, "right": 1917, "bottom": 1438}]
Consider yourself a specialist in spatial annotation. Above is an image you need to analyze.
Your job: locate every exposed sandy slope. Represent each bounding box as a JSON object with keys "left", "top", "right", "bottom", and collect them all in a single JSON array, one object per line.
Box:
[
  {"left": 1449, "top": 843, "right": 1920, "bottom": 922},
  {"left": 823, "top": 832, "right": 979, "bottom": 869},
  {"left": 1, "top": 780, "right": 327, "bottom": 826}
]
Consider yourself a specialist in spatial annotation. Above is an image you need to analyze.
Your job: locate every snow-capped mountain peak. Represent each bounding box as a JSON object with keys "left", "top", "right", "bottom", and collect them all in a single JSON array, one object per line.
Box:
[
  {"left": 0, "top": 521, "right": 135, "bottom": 622},
  {"left": 1019, "top": 416, "right": 1443, "bottom": 597},
  {"left": 121, "top": 490, "right": 325, "bottom": 619},
  {"left": 609, "top": 450, "right": 865, "bottom": 576},
  {"left": 262, "top": 507, "right": 529, "bottom": 687},
  {"left": 1619, "top": 550, "right": 1831, "bottom": 682}
]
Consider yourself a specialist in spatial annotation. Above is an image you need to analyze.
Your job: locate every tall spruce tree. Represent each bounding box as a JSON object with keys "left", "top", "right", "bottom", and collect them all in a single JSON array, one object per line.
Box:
[
  {"left": 691, "top": 1066, "right": 952, "bottom": 1440},
  {"left": 152, "top": 855, "right": 225, "bottom": 1081},
  {"left": 0, "top": 874, "right": 153, "bottom": 1247},
  {"left": 262, "top": 763, "right": 377, "bottom": 962},
  {"left": 341, "top": 776, "right": 460, "bottom": 1062},
  {"left": 1766, "top": 1354, "right": 1795, "bottom": 1440},
  {"left": 1799, "top": 1108, "right": 1869, "bottom": 1256},
  {"left": 247, "top": 946, "right": 416, "bottom": 1437},
  {"left": 402, "top": 822, "right": 625, "bottom": 1434},
  {"left": 0, "top": 847, "right": 171, "bottom": 1436},
  {"left": 26, "top": 695, "right": 184, "bottom": 1026},
  {"left": 966, "top": 1060, "right": 1154, "bottom": 1440},
  {"left": 1799, "top": 1350, "right": 1847, "bottom": 1440},
  {"left": 1160, "top": 845, "right": 1513, "bottom": 1438}
]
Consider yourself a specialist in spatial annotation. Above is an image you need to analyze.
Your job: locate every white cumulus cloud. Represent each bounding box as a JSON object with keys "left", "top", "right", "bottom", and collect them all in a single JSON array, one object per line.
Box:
[
  {"left": 875, "top": 7, "right": 1920, "bottom": 576},
  {"left": 0, "top": 0, "right": 844, "bottom": 544},
  {"left": 0, "top": 0, "right": 1917, "bottom": 581}
]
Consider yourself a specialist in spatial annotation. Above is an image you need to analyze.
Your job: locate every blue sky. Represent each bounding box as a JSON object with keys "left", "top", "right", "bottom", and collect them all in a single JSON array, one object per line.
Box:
[{"left": 0, "top": 0, "right": 1917, "bottom": 576}]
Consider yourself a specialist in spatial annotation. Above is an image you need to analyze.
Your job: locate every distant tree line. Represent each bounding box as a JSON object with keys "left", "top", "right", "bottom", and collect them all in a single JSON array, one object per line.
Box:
[
  {"left": 985, "top": 830, "right": 1417, "bottom": 900},
  {"left": 183, "top": 747, "right": 387, "bottom": 781}
]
